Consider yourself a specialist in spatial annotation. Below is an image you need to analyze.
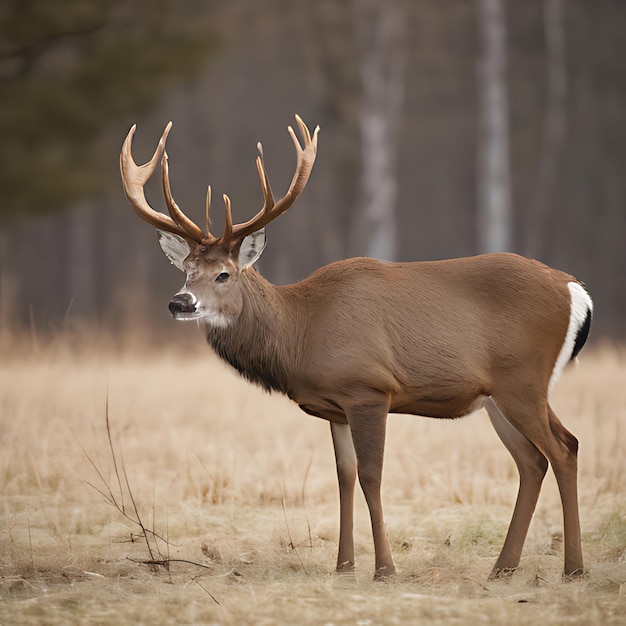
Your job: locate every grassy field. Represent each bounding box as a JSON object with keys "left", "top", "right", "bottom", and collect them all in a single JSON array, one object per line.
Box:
[{"left": 1, "top": 333, "right": 625, "bottom": 625}]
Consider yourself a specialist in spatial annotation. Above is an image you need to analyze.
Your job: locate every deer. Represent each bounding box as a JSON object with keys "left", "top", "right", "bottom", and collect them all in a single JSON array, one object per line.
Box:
[{"left": 120, "top": 115, "right": 592, "bottom": 581}]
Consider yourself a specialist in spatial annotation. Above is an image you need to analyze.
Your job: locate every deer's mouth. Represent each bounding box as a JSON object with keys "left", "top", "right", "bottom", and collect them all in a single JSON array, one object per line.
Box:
[
  {"left": 170, "top": 305, "right": 232, "bottom": 328},
  {"left": 170, "top": 310, "right": 204, "bottom": 321}
]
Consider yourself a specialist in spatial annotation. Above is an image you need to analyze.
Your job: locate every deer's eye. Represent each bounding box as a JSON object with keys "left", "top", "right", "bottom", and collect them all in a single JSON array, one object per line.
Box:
[{"left": 215, "top": 272, "right": 230, "bottom": 283}]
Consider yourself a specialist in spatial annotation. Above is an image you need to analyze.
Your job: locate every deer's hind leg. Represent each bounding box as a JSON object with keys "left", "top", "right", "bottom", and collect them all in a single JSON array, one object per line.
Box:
[
  {"left": 547, "top": 404, "right": 583, "bottom": 577},
  {"left": 486, "top": 395, "right": 583, "bottom": 578},
  {"left": 485, "top": 397, "right": 548, "bottom": 579}
]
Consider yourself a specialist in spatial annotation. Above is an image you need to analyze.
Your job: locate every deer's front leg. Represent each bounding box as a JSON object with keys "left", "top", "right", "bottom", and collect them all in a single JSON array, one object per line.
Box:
[
  {"left": 345, "top": 399, "right": 396, "bottom": 580},
  {"left": 330, "top": 421, "right": 357, "bottom": 574}
]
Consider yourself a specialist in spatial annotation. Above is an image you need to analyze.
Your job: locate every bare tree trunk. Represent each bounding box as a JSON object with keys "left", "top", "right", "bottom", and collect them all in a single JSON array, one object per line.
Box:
[
  {"left": 350, "top": 0, "right": 407, "bottom": 261},
  {"left": 0, "top": 229, "right": 17, "bottom": 335},
  {"left": 525, "top": 0, "right": 567, "bottom": 259},
  {"left": 476, "top": 0, "right": 513, "bottom": 253}
]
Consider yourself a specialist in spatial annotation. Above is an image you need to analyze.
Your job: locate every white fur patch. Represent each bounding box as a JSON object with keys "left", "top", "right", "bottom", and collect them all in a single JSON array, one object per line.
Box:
[
  {"left": 548, "top": 282, "right": 593, "bottom": 394},
  {"left": 203, "top": 312, "right": 232, "bottom": 329},
  {"left": 173, "top": 311, "right": 232, "bottom": 327}
]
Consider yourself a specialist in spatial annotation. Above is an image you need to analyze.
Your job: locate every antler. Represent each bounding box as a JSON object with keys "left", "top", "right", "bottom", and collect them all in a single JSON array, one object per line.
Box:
[
  {"left": 228, "top": 114, "right": 319, "bottom": 242},
  {"left": 120, "top": 122, "right": 205, "bottom": 243},
  {"left": 120, "top": 115, "right": 319, "bottom": 246}
]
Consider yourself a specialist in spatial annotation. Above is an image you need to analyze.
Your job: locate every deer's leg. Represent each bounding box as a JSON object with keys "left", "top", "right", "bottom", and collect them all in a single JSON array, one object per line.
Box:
[
  {"left": 547, "top": 404, "right": 583, "bottom": 577},
  {"left": 330, "top": 421, "right": 357, "bottom": 574},
  {"left": 484, "top": 397, "right": 548, "bottom": 579},
  {"left": 490, "top": 396, "right": 583, "bottom": 578},
  {"left": 345, "top": 399, "right": 395, "bottom": 580}
]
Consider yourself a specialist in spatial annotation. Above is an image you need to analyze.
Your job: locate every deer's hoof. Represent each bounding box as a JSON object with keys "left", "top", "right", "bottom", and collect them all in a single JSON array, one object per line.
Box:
[
  {"left": 563, "top": 567, "right": 586, "bottom": 581},
  {"left": 488, "top": 566, "right": 516, "bottom": 581},
  {"left": 373, "top": 565, "right": 396, "bottom": 581}
]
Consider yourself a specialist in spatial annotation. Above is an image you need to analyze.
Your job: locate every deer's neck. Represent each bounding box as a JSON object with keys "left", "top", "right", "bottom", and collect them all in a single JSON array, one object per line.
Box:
[{"left": 204, "top": 270, "right": 303, "bottom": 394}]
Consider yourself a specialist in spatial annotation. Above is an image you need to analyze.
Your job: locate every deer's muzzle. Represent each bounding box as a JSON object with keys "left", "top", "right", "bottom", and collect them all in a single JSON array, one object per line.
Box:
[{"left": 169, "top": 292, "right": 197, "bottom": 318}]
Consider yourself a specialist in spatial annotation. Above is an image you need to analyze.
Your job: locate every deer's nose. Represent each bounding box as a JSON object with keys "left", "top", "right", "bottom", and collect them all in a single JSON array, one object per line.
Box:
[{"left": 169, "top": 292, "right": 196, "bottom": 315}]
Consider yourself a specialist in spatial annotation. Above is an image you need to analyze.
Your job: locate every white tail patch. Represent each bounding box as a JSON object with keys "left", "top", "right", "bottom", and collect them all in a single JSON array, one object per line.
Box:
[{"left": 548, "top": 281, "right": 593, "bottom": 394}]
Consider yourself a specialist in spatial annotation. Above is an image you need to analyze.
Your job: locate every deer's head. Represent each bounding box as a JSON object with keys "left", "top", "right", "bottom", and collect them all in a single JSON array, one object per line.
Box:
[{"left": 120, "top": 116, "right": 318, "bottom": 325}]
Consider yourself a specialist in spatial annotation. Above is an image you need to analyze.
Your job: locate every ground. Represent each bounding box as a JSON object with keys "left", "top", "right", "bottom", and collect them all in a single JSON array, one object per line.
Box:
[{"left": 1, "top": 334, "right": 625, "bottom": 625}]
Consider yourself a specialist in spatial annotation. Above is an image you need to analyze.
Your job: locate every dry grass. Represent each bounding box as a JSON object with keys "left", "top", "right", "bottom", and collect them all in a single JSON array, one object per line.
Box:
[{"left": 1, "top": 333, "right": 625, "bottom": 625}]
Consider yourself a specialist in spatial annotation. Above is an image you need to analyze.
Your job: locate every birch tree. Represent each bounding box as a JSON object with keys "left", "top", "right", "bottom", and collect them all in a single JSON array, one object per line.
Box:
[{"left": 476, "top": 0, "right": 513, "bottom": 253}]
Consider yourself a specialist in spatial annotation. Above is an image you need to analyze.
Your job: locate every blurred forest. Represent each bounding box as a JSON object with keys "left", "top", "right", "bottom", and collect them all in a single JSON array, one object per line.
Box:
[{"left": 1, "top": 0, "right": 624, "bottom": 338}]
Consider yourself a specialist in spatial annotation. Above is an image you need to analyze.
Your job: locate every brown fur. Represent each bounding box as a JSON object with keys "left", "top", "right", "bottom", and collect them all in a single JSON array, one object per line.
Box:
[
  {"left": 207, "top": 254, "right": 572, "bottom": 421},
  {"left": 198, "top": 251, "right": 590, "bottom": 579}
]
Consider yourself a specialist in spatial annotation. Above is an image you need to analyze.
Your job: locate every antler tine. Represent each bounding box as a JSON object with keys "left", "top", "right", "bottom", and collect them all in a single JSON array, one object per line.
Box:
[
  {"left": 255, "top": 142, "right": 275, "bottom": 215},
  {"left": 229, "top": 115, "right": 319, "bottom": 241},
  {"left": 294, "top": 113, "right": 312, "bottom": 144},
  {"left": 161, "top": 151, "right": 206, "bottom": 242},
  {"left": 221, "top": 194, "right": 234, "bottom": 242},
  {"left": 205, "top": 186, "right": 212, "bottom": 237}
]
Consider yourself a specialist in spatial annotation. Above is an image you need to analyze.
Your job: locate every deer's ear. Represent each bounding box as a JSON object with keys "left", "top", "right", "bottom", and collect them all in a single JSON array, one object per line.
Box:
[
  {"left": 239, "top": 228, "right": 267, "bottom": 268},
  {"left": 157, "top": 231, "right": 190, "bottom": 271}
]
